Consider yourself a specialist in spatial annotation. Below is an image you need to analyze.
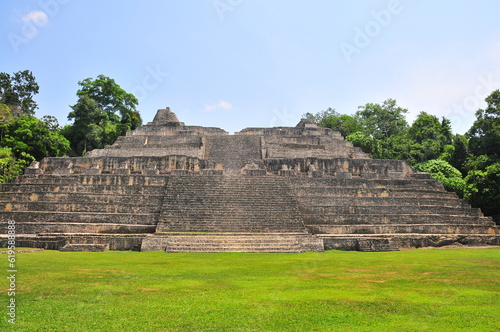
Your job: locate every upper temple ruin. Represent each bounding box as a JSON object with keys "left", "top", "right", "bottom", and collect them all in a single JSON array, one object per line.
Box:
[{"left": 1, "top": 107, "right": 499, "bottom": 252}]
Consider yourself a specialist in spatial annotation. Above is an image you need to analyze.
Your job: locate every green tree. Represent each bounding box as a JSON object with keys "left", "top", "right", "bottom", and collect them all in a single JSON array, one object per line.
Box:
[
  {"left": 341, "top": 99, "right": 409, "bottom": 160},
  {"left": 0, "top": 116, "right": 70, "bottom": 160},
  {"left": 355, "top": 99, "right": 408, "bottom": 140},
  {"left": 465, "top": 162, "right": 500, "bottom": 224},
  {"left": 77, "top": 75, "right": 142, "bottom": 131},
  {"left": 443, "top": 134, "right": 469, "bottom": 175},
  {"left": 65, "top": 75, "right": 142, "bottom": 155},
  {"left": 0, "top": 70, "right": 39, "bottom": 115},
  {"left": 65, "top": 95, "right": 104, "bottom": 155},
  {"left": 408, "top": 112, "right": 452, "bottom": 144},
  {"left": 41, "top": 115, "right": 61, "bottom": 131},
  {"left": 346, "top": 132, "right": 385, "bottom": 158},
  {"left": 467, "top": 90, "right": 500, "bottom": 160},
  {"left": 321, "top": 114, "right": 362, "bottom": 138},
  {"left": 404, "top": 112, "right": 453, "bottom": 164}
]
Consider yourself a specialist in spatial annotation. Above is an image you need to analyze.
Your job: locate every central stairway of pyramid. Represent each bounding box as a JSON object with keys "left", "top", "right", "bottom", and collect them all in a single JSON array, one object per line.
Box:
[{"left": 0, "top": 107, "right": 498, "bottom": 252}]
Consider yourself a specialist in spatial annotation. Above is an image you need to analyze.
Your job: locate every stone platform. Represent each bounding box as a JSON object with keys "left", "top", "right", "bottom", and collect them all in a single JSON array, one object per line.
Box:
[{"left": 0, "top": 107, "right": 498, "bottom": 252}]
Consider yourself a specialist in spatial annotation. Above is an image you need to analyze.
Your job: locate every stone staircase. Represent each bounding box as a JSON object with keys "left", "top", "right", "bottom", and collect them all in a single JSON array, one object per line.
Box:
[
  {"left": 205, "top": 136, "right": 261, "bottom": 173},
  {"left": 152, "top": 175, "right": 323, "bottom": 252},
  {"left": 141, "top": 233, "right": 324, "bottom": 252},
  {"left": 0, "top": 174, "right": 165, "bottom": 236},
  {"left": 157, "top": 175, "right": 307, "bottom": 233},
  {"left": 291, "top": 177, "right": 499, "bottom": 248}
]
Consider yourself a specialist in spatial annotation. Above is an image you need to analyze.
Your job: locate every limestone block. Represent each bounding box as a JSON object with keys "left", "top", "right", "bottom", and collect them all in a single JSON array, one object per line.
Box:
[
  {"left": 308, "top": 170, "right": 324, "bottom": 178},
  {"left": 335, "top": 171, "right": 352, "bottom": 179},
  {"left": 387, "top": 171, "right": 405, "bottom": 179},
  {"left": 25, "top": 168, "right": 43, "bottom": 175},
  {"left": 83, "top": 166, "right": 101, "bottom": 175},
  {"left": 59, "top": 243, "right": 109, "bottom": 252},
  {"left": 412, "top": 172, "right": 432, "bottom": 179},
  {"left": 170, "top": 169, "right": 193, "bottom": 176},
  {"left": 201, "top": 169, "right": 224, "bottom": 176},
  {"left": 244, "top": 169, "right": 267, "bottom": 176},
  {"left": 278, "top": 169, "right": 297, "bottom": 177},
  {"left": 361, "top": 172, "right": 378, "bottom": 179},
  {"left": 114, "top": 168, "right": 130, "bottom": 175},
  {"left": 142, "top": 167, "right": 160, "bottom": 175}
]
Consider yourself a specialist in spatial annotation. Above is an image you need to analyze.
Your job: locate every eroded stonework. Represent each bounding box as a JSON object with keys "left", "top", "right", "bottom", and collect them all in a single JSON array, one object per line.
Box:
[{"left": 1, "top": 107, "right": 498, "bottom": 252}]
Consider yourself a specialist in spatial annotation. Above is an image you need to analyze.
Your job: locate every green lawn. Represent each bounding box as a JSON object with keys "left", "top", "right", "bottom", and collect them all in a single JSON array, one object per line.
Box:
[{"left": 1, "top": 248, "right": 499, "bottom": 331}]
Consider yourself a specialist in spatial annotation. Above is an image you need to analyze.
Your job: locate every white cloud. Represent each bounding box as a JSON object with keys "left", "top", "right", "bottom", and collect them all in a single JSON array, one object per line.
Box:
[
  {"left": 22, "top": 11, "right": 49, "bottom": 26},
  {"left": 204, "top": 100, "right": 233, "bottom": 111},
  {"left": 18, "top": 10, "right": 49, "bottom": 40}
]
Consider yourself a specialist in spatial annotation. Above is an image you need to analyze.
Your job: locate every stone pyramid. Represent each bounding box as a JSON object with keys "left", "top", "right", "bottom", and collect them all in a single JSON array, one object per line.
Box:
[{"left": 0, "top": 107, "right": 498, "bottom": 252}]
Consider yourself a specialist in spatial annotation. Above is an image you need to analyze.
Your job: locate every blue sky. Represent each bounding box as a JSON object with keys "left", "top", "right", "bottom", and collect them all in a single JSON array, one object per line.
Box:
[{"left": 2, "top": 0, "right": 500, "bottom": 134}]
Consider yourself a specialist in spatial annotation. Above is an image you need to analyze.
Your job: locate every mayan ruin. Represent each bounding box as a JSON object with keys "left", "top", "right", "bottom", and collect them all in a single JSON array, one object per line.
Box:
[{"left": 0, "top": 107, "right": 498, "bottom": 252}]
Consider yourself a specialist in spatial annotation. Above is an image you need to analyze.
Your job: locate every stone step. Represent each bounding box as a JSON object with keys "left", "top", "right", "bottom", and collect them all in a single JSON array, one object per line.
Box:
[
  {"left": 163, "top": 222, "right": 307, "bottom": 233},
  {"left": 295, "top": 189, "right": 457, "bottom": 199},
  {"left": 164, "top": 192, "right": 298, "bottom": 199},
  {"left": 302, "top": 214, "right": 493, "bottom": 225},
  {"left": 0, "top": 192, "right": 164, "bottom": 204},
  {"left": 0, "top": 211, "right": 158, "bottom": 224},
  {"left": 59, "top": 243, "right": 109, "bottom": 252},
  {"left": 12, "top": 174, "right": 168, "bottom": 186},
  {"left": 1, "top": 202, "right": 160, "bottom": 214},
  {"left": 299, "top": 205, "right": 482, "bottom": 217},
  {"left": 291, "top": 178, "right": 445, "bottom": 189},
  {"left": 141, "top": 234, "right": 324, "bottom": 252},
  {"left": 307, "top": 224, "right": 498, "bottom": 235},
  {"left": 205, "top": 136, "right": 261, "bottom": 173},
  {"left": 163, "top": 202, "right": 300, "bottom": 210},
  {"left": 161, "top": 217, "right": 306, "bottom": 223},
  {"left": 157, "top": 176, "right": 306, "bottom": 233},
  {"left": 1, "top": 184, "right": 166, "bottom": 195},
  {"left": 296, "top": 196, "right": 463, "bottom": 207},
  {"left": 0, "top": 222, "right": 155, "bottom": 234}
]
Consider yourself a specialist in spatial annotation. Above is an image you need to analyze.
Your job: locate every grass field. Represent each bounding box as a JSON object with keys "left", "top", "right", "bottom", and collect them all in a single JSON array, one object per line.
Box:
[{"left": 1, "top": 248, "right": 499, "bottom": 331}]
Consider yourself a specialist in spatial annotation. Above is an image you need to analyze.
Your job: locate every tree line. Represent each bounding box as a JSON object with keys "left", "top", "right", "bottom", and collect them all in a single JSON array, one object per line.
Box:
[
  {"left": 0, "top": 70, "right": 142, "bottom": 182},
  {"left": 1, "top": 70, "right": 498, "bottom": 223},
  {"left": 304, "top": 95, "right": 500, "bottom": 224}
]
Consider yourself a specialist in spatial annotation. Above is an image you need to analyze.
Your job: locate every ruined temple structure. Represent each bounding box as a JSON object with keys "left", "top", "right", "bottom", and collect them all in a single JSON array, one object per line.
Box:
[{"left": 1, "top": 107, "right": 499, "bottom": 252}]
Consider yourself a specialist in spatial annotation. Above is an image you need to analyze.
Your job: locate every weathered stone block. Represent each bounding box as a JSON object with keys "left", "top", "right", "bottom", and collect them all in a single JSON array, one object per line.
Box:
[
  {"left": 335, "top": 171, "right": 352, "bottom": 179},
  {"left": 201, "top": 169, "right": 224, "bottom": 176},
  {"left": 308, "top": 170, "right": 324, "bottom": 178},
  {"left": 143, "top": 169, "right": 160, "bottom": 175},
  {"left": 413, "top": 172, "right": 432, "bottom": 179},
  {"left": 170, "top": 169, "right": 194, "bottom": 176},
  {"left": 361, "top": 172, "right": 378, "bottom": 179},
  {"left": 278, "top": 169, "right": 297, "bottom": 176},
  {"left": 59, "top": 243, "right": 109, "bottom": 252},
  {"left": 244, "top": 169, "right": 266, "bottom": 176},
  {"left": 114, "top": 168, "right": 130, "bottom": 175}
]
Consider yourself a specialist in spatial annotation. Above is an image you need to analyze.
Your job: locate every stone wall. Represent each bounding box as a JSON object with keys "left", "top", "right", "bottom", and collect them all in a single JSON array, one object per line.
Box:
[
  {"left": 263, "top": 157, "right": 414, "bottom": 177},
  {"left": 28, "top": 156, "right": 217, "bottom": 175}
]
